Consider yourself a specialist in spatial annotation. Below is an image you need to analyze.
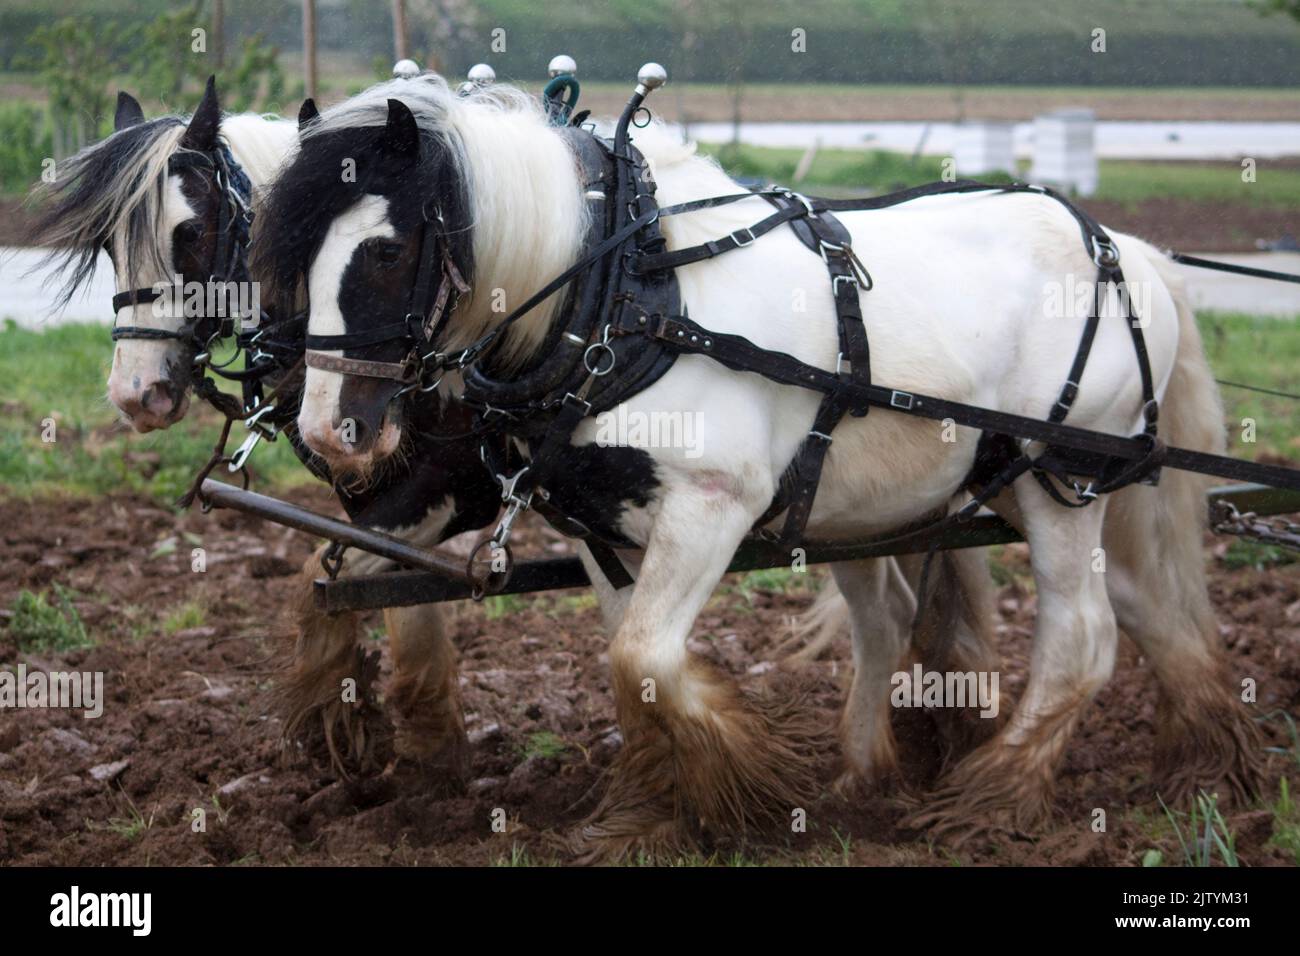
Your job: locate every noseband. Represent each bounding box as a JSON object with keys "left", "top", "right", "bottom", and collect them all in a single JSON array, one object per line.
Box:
[
  {"left": 302, "top": 204, "right": 470, "bottom": 394},
  {"left": 110, "top": 143, "right": 259, "bottom": 361}
]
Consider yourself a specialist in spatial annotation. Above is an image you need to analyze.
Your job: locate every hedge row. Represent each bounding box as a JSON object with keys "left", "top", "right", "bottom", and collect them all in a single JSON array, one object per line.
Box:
[{"left": 1, "top": 7, "right": 1297, "bottom": 87}]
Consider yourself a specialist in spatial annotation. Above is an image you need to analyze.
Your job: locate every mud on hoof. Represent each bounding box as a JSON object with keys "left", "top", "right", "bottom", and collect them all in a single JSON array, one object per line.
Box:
[
  {"left": 1153, "top": 688, "right": 1266, "bottom": 806},
  {"left": 900, "top": 744, "right": 1057, "bottom": 847},
  {"left": 576, "top": 667, "right": 830, "bottom": 862},
  {"left": 387, "top": 673, "right": 470, "bottom": 787},
  {"left": 278, "top": 645, "right": 390, "bottom": 778},
  {"left": 572, "top": 813, "right": 697, "bottom": 866},
  {"left": 570, "top": 727, "right": 695, "bottom": 864}
]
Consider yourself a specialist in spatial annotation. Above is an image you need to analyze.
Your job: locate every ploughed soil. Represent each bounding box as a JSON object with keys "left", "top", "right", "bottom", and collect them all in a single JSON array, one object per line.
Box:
[{"left": 1, "top": 484, "right": 1298, "bottom": 867}]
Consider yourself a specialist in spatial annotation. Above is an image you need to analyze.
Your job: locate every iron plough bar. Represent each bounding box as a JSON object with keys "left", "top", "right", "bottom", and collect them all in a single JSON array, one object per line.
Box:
[{"left": 194, "top": 479, "right": 1300, "bottom": 613}]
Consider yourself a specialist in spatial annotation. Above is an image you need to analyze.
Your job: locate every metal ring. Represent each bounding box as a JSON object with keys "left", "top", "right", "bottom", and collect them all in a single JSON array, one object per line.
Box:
[
  {"left": 632, "top": 106, "right": 652, "bottom": 129},
  {"left": 467, "top": 539, "right": 513, "bottom": 599},
  {"left": 204, "top": 331, "right": 242, "bottom": 370},
  {"left": 321, "top": 541, "right": 347, "bottom": 580},
  {"left": 583, "top": 341, "right": 616, "bottom": 376}
]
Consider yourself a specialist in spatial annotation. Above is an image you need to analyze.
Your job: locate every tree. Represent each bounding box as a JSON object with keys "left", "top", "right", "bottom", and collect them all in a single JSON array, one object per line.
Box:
[
  {"left": 1253, "top": 0, "right": 1300, "bottom": 21},
  {"left": 24, "top": 18, "right": 125, "bottom": 156}
]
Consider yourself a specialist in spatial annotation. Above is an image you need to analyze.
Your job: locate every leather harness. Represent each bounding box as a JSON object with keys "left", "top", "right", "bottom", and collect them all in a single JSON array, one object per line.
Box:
[
  {"left": 296, "top": 99, "right": 1182, "bottom": 593},
  {"left": 447, "top": 152, "right": 1174, "bottom": 590}
]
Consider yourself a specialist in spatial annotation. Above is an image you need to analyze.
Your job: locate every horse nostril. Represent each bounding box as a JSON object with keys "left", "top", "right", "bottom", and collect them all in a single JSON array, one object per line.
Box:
[{"left": 141, "top": 381, "right": 175, "bottom": 417}]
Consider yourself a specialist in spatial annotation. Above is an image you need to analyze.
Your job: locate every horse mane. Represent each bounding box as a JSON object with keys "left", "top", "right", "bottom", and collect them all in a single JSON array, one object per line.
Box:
[
  {"left": 260, "top": 74, "right": 595, "bottom": 369},
  {"left": 28, "top": 107, "right": 296, "bottom": 316},
  {"left": 28, "top": 118, "right": 188, "bottom": 310}
]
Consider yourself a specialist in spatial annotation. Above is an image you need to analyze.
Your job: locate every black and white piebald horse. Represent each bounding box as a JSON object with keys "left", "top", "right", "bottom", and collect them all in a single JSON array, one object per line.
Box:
[
  {"left": 30, "top": 78, "right": 500, "bottom": 776},
  {"left": 30, "top": 76, "right": 995, "bottom": 797},
  {"left": 262, "top": 74, "right": 1261, "bottom": 855}
]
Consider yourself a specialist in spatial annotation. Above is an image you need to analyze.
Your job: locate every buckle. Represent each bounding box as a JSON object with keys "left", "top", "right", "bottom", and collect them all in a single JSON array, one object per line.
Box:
[
  {"left": 730, "top": 227, "right": 755, "bottom": 248},
  {"left": 563, "top": 391, "right": 593, "bottom": 415},
  {"left": 1091, "top": 236, "right": 1120, "bottom": 269},
  {"left": 819, "top": 241, "right": 846, "bottom": 264},
  {"left": 776, "top": 187, "right": 818, "bottom": 217},
  {"left": 832, "top": 274, "right": 859, "bottom": 295},
  {"left": 889, "top": 390, "right": 915, "bottom": 410},
  {"left": 495, "top": 465, "right": 533, "bottom": 508}
]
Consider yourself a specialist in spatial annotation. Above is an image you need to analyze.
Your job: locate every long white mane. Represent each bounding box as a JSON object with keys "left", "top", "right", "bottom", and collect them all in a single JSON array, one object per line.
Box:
[{"left": 306, "top": 74, "right": 749, "bottom": 366}]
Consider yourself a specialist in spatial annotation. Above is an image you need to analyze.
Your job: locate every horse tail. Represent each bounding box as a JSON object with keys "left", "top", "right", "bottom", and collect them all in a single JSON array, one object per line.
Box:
[{"left": 1102, "top": 241, "right": 1263, "bottom": 802}]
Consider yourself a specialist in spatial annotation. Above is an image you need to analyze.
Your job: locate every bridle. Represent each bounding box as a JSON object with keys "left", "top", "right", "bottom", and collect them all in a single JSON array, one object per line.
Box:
[
  {"left": 302, "top": 202, "right": 470, "bottom": 396},
  {"left": 109, "top": 143, "right": 261, "bottom": 364},
  {"left": 108, "top": 138, "right": 310, "bottom": 488}
]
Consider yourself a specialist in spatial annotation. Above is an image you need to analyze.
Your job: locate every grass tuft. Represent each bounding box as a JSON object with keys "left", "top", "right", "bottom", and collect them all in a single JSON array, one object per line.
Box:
[{"left": 8, "top": 584, "right": 93, "bottom": 652}]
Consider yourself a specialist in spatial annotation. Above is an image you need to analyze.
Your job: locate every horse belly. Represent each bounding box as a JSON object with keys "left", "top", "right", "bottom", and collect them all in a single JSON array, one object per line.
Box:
[{"left": 800, "top": 410, "right": 979, "bottom": 540}]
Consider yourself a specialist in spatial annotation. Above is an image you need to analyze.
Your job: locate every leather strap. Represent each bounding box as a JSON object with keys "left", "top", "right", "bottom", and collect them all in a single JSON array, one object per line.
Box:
[{"left": 305, "top": 350, "right": 416, "bottom": 382}]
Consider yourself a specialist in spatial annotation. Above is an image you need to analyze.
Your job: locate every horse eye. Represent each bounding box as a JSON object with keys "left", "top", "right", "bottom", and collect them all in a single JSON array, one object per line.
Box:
[
  {"left": 374, "top": 241, "right": 404, "bottom": 265},
  {"left": 176, "top": 221, "right": 203, "bottom": 243}
]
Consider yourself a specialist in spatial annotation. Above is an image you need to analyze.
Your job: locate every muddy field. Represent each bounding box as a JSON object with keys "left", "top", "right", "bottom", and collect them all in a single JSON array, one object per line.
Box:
[{"left": 1, "top": 483, "right": 1298, "bottom": 867}]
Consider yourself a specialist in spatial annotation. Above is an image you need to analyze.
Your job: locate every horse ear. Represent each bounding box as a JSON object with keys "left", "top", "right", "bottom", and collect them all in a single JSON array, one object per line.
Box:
[
  {"left": 114, "top": 92, "right": 145, "bottom": 131},
  {"left": 182, "top": 75, "right": 221, "bottom": 151},
  {"left": 298, "top": 98, "right": 320, "bottom": 132},
  {"left": 379, "top": 98, "right": 420, "bottom": 160}
]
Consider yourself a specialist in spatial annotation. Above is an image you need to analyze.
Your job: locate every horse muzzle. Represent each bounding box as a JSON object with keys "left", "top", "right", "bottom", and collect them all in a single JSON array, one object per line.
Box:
[{"left": 109, "top": 372, "right": 191, "bottom": 432}]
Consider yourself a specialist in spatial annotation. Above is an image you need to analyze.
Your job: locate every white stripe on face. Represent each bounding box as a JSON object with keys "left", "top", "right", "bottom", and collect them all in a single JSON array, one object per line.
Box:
[
  {"left": 107, "top": 173, "right": 198, "bottom": 430},
  {"left": 298, "top": 194, "right": 396, "bottom": 455}
]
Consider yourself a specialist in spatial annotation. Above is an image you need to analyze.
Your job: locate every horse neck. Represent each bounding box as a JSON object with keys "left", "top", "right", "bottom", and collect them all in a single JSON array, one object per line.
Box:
[
  {"left": 450, "top": 111, "right": 587, "bottom": 371},
  {"left": 220, "top": 114, "right": 298, "bottom": 203}
]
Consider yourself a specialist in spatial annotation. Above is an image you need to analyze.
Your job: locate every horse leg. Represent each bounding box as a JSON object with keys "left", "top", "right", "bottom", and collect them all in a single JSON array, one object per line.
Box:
[
  {"left": 579, "top": 490, "right": 826, "bottom": 861},
  {"left": 1103, "top": 482, "right": 1264, "bottom": 804},
  {"left": 383, "top": 602, "right": 468, "bottom": 788},
  {"left": 900, "top": 546, "right": 1003, "bottom": 768},
  {"left": 576, "top": 544, "right": 640, "bottom": 635},
  {"left": 830, "top": 558, "right": 914, "bottom": 793},
  {"left": 277, "top": 544, "right": 384, "bottom": 775},
  {"left": 908, "top": 480, "right": 1116, "bottom": 842}
]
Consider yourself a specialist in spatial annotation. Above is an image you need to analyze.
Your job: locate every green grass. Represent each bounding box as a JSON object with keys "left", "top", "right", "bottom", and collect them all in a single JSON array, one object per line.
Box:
[
  {"left": 160, "top": 599, "right": 206, "bottom": 635},
  {"left": 736, "top": 566, "right": 818, "bottom": 602},
  {"left": 85, "top": 789, "right": 155, "bottom": 841},
  {"left": 483, "top": 593, "right": 527, "bottom": 619},
  {"left": 1264, "top": 710, "right": 1300, "bottom": 769},
  {"left": 0, "top": 319, "right": 314, "bottom": 500},
  {"left": 516, "top": 731, "right": 568, "bottom": 760},
  {"left": 1158, "top": 790, "right": 1239, "bottom": 867},
  {"left": 1200, "top": 312, "right": 1300, "bottom": 460},
  {"left": 492, "top": 842, "right": 542, "bottom": 867},
  {"left": 7, "top": 585, "right": 93, "bottom": 652},
  {"left": 1220, "top": 538, "right": 1297, "bottom": 570},
  {"left": 1271, "top": 778, "right": 1300, "bottom": 864}
]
